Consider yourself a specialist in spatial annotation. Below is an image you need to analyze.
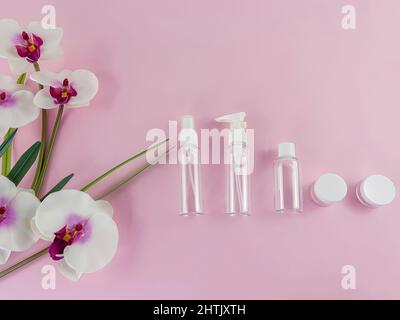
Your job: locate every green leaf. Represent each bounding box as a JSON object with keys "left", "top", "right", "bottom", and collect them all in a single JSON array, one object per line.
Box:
[
  {"left": 7, "top": 141, "right": 41, "bottom": 186},
  {"left": 41, "top": 173, "right": 74, "bottom": 201},
  {"left": 0, "top": 129, "right": 17, "bottom": 159}
]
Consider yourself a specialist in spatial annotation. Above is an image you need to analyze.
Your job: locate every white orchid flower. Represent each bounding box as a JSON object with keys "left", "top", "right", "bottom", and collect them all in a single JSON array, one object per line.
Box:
[
  {"left": 0, "top": 175, "right": 40, "bottom": 264},
  {"left": 30, "top": 70, "right": 99, "bottom": 109},
  {"left": 32, "top": 190, "right": 118, "bottom": 281},
  {"left": 0, "top": 19, "right": 63, "bottom": 74},
  {"left": 0, "top": 75, "right": 39, "bottom": 136}
]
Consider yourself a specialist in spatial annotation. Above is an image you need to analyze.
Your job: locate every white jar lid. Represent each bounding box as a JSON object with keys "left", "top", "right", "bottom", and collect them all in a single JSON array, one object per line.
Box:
[
  {"left": 312, "top": 173, "right": 348, "bottom": 206},
  {"left": 358, "top": 174, "right": 396, "bottom": 207}
]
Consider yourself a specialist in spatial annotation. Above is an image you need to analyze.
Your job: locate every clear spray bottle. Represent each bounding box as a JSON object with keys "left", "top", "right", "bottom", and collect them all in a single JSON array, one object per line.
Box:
[
  {"left": 179, "top": 115, "right": 203, "bottom": 216},
  {"left": 216, "top": 112, "right": 250, "bottom": 215}
]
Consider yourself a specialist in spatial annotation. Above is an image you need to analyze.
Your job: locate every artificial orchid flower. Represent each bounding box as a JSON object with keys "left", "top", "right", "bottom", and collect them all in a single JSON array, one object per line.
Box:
[
  {"left": 0, "top": 75, "right": 39, "bottom": 136},
  {"left": 0, "top": 19, "right": 63, "bottom": 74},
  {"left": 0, "top": 175, "right": 40, "bottom": 264},
  {"left": 30, "top": 70, "right": 99, "bottom": 109},
  {"left": 31, "top": 190, "right": 118, "bottom": 281}
]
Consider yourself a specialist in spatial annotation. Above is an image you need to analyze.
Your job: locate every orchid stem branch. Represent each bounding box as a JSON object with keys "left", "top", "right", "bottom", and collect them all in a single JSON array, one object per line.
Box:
[
  {"left": 80, "top": 139, "right": 169, "bottom": 192},
  {"left": 96, "top": 147, "right": 172, "bottom": 200},
  {"left": 0, "top": 247, "right": 49, "bottom": 279},
  {"left": 31, "top": 62, "right": 47, "bottom": 192},
  {"left": 34, "top": 105, "right": 64, "bottom": 197},
  {"left": 1, "top": 129, "right": 13, "bottom": 176}
]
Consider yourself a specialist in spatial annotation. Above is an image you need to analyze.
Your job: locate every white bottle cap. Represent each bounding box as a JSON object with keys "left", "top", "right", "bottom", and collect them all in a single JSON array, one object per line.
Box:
[
  {"left": 179, "top": 115, "right": 198, "bottom": 147},
  {"left": 311, "top": 173, "right": 348, "bottom": 206},
  {"left": 278, "top": 142, "right": 296, "bottom": 158},
  {"left": 357, "top": 174, "right": 396, "bottom": 207},
  {"left": 182, "top": 115, "right": 194, "bottom": 130}
]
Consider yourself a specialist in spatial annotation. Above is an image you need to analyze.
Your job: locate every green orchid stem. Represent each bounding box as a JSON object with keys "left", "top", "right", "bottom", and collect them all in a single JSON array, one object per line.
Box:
[
  {"left": 1, "top": 73, "right": 27, "bottom": 176},
  {"left": 80, "top": 138, "right": 169, "bottom": 192},
  {"left": 31, "top": 111, "right": 47, "bottom": 191},
  {"left": 0, "top": 141, "right": 170, "bottom": 280},
  {"left": 1, "top": 129, "right": 13, "bottom": 176},
  {"left": 31, "top": 62, "right": 47, "bottom": 193},
  {"left": 96, "top": 147, "right": 171, "bottom": 200},
  {"left": 34, "top": 106, "right": 64, "bottom": 197},
  {"left": 0, "top": 247, "right": 49, "bottom": 279}
]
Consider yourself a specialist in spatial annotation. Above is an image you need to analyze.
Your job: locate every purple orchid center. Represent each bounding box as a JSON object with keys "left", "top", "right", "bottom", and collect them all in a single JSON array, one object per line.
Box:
[
  {"left": 15, "top": 31, "right": 43, "bottom": 63},
  {"left": 0, "top": 90, "right": 16, "bottom": 108},
  {"left": 49, "top": 222, "right": 87, "bottom": 261},
  {"left": 0, "top": 206, "right": 6, "bottom": 224},
  {"left": 50, "top": 78, "right": 78, "bottom": 105}
]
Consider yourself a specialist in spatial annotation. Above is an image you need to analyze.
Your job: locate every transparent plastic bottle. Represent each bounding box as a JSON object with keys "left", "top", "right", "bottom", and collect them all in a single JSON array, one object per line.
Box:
[
  {"left": 274, "top": 143, "right": 303, "bottom": 213},
  {"left": 216, "top": 112, "right": 250, "bottom": 215},
  {"left": 179, "top": 116, "right": 203, "bottom": 216},
  {"left": 226, "top": 140, "right": 251, "bottom": 215}
]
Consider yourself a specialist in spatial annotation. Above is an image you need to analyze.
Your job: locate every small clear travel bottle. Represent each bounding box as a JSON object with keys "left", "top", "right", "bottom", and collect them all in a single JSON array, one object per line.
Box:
[
  {"left": 179, "top": 116, "right": 203, "bottom": 216},
  {"left": 216, "top": 112, "right": 250, "bottom": 215},
  {"left": 274, "top": 142, "right": 303, "bottom": 213}
]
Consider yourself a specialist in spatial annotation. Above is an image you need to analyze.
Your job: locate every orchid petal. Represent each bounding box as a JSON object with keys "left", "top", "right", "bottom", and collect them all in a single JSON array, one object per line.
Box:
[
  {"left": 8, "top": 90, "right": 39, "bottom": 128},
  {"left": 8, "top": 58, "right": 30, "bottom": 74},
  {"left": 0, "top": 190, "right": 39, "bottom": 251},
  {"left": 27, "top": 22, "right": 63, "bottom": 60},
  {"left": 35, "top": 190, "right": 96, "bottom": 240},
  {"left": 58, "top": 259, "right": 82, "bottom": 282},
  {"left": 0, "top": 247, "right": 11, "bottom": 265},
  {"left": 0, "top": 75, "right": 21, "bottom": 92},
  {"left": 0, "top": 175, "right": 17, "bottom": 202},
  {"left": 0, "top": 125, "right": 9, "bottom": 137},
  {"left": 30, "top": 217, "right": 52, "bottom": 241},
  {"left": 64, "top": 212, "right": 118, "bottom": 273},
  {"left": 41, "top": 45, "right": 63, "bottom": 60},
  {"left": 33, "top": 89, "right": 58, "bottom": 109},
  {"left": 68, "top": 70, "right": 99, "bottom": 105},
  {"left": 95, "top": 200, "right": 113, "bottom": 218},
  {"left": 30, "top": 71, "right": 62, "bottom": 87},
  {"left": 0, "top": 19, "right": 22, "bottom": 59}
]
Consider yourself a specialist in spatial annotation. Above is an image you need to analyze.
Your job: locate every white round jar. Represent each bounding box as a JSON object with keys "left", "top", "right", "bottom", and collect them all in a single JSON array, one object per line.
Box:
[
  {"left": 357, "top": 174, "right": 396, "bottom": 208},
  {"left": 311, "top": 173, "right": 348, "bottom": 206}
]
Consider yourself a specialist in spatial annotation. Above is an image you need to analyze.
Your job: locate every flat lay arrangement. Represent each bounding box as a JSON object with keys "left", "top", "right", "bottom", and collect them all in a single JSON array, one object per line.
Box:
[{"left": 2, "top": 0, "right": 400, "bottom": 302}]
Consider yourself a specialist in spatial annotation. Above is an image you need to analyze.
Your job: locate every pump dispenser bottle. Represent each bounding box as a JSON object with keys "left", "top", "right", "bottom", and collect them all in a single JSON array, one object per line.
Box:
[
  {"left": 179, "top": 115, "right": 203, "bottom": 216},
  {"left": 274, "top": 142, "right": 303, "bottom": 213},
  {"left": 216, "top": 112, "right": 250, "bottom": 215}
]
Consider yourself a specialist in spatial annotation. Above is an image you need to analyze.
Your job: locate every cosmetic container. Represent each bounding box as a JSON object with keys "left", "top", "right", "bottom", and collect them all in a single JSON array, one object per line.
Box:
[
  {"left": 274, "top": 142, "right": 303, "bottom": 213},
  {"left": 216, "top": 112, "right": 250, "bottom": 215},
  {"left": 311, "top": 173, "right": 347, "bottom": 206},
  {"left": 356, "top": 174, "right": 396, "bottom": 208},
  {"left": 179, "top": 115, "right": 203, "bottom": 216}
]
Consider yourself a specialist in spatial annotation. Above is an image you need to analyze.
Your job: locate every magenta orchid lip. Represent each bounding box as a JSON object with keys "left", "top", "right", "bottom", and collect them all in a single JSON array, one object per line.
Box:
[
  {"left": 15, "top": 31, "right": 43, "bottom": 63},
  {"left": 50, "top": 78, "right": 78, "bottom": 105},
  {"left": 49, "top": 221, "right": 88, "bottom": 261}
]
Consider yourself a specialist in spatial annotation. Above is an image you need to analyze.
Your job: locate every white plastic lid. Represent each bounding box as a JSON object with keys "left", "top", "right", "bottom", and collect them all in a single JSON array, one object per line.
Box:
[
  {"left": 179, "top": 115, "right": 198, "bottom": 147},
  {"left": 312, "top": 173, "right": 348, "bottom": 206},
  {"left": 278, "top": 142, "right": 296, "bottom": 158},
  {"left": 182, "top": 115, "right": 194, "bottom": 129},
  {"left": 358, "top": 174, "right": 396, "bottom": 207}
]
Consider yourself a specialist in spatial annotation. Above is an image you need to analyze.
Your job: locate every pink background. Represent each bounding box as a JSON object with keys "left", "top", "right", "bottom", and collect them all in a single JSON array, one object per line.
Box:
[{"left": 1, "top": 0, "right": 400, "bottom": 300}]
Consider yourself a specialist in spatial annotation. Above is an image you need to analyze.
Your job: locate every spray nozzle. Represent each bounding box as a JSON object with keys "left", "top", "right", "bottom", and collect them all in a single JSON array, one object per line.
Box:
[
  {"left": 215, "top": 112, "right": 248, "bottom": 170},
  {"left": 215, "top": 112, "right": 246, "bottom": 129},
  {"left": 215, "top": 112, "right": 247, "bottom": 145}
]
